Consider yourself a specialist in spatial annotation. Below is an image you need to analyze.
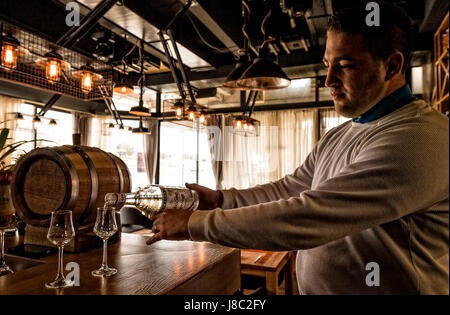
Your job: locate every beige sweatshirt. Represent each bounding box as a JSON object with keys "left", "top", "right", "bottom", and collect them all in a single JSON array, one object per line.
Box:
[{"left": 188, "top": 99, "right": 449, "bottom": 294}]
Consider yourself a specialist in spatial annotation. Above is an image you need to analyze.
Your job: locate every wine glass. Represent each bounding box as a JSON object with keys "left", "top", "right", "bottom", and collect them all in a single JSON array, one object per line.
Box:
[
  {"left": 0, "top": 214, "right": 16, "bottom": 276},
  {"left": 91, "top": 207, "right": 118, "bottom": 277},
  {"left": 45, "top": 210, "right": 75, "bottom": 289}
]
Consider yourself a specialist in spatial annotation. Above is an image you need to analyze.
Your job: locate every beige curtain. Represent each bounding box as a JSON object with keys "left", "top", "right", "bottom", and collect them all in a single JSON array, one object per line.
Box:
[
  {"left": 0, "top": 95, "right": 22, "bottom": 167},
  {"left": 206, "top": 114, "right": 224, "bottom": 189},
  {"left": 319, "top": 108, "right": 351, "bottom": 139},
  {"left": 142, "top": 118, "right": 159, "bottom": 185},
  {"left": 221, "top": 108, "right": 318, "bottom": 189},
  {"left": 72, "top": 112, "right": 93, "bottom": 145}
]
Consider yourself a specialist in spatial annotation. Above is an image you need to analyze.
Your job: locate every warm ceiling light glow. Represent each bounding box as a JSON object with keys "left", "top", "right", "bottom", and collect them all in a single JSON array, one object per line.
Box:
[
  {"left": 108, "top": 123, "right": 115, "bottom": 128},
  {"left": 188, "top": 110, "right": 195, "bottom": 121},
  {"left": 172, "top": 100, "right": 184, "bottom": 120},
  {"left": 32, "top": 115, "right": 41, "bottom": 123},
  {"left": 36, "top": 51, "right": 70, "bottom": 83},
  {"left": 199, "top": 113, "right": 206, "bottom": 124},
  {"left": 49, "top": 119, "right": 57, "bottom": 126},
  {"left": 1, "top": 44, "right": 17, "bottom": 69},
  {"left": 74, "top": 65, "right": 102, "bottom": 93},
  {"left": 236, "top": 120, "right": 242, "bottom": 128},
  {"left": 113, "top": 83, "right": 134, "bottom": 95},
  {"left": 1, "top": 33, "right": 27, "bottom": 70},
  {"left": 82, "top": 72, "right": 93, "bottom": 90}
]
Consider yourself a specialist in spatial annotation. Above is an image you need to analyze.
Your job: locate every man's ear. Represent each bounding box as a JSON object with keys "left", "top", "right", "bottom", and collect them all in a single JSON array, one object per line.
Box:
[{"left": 385, "top": 51, "right": 404, "bottom": 81}]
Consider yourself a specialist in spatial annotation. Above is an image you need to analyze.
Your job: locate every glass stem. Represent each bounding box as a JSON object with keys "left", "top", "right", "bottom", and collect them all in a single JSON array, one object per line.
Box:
[
  {"left": 102, "top": 239, "right": 108, "bottom": 269},
  {"left": 0, "top": 230, "right": 5, "bottom": 265},
  {"left": 57, "top": 246, "right": 64, "bottom": 279}
]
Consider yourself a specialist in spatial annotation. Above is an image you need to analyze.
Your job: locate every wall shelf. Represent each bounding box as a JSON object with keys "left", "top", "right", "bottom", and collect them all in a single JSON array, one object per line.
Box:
[{"left": 434, "top": 12, "right": 449, "bottom": 115}]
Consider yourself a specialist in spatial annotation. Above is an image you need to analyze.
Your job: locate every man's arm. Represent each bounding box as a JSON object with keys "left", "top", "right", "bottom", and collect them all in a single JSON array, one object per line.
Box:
[{"left": 186, "top": 123, "right": 449, "bottom": 251}]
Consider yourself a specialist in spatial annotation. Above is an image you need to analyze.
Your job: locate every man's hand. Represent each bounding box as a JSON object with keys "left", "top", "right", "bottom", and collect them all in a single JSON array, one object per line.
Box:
[
  {"left": 146, "top": 209, "right": 194, "bottom": 245},
  {"left": 185, "top": 183, "right": 223, "bottom": 210}
]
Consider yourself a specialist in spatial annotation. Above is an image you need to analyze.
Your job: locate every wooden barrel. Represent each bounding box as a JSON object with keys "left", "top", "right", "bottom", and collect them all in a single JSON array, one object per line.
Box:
[{"left": 11, "top": 145, "right": 132, "bottom": 227}]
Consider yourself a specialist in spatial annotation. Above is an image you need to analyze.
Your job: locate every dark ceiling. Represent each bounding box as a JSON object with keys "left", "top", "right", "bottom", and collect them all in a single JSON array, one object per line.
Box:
[{"left": 0, "top": 0, "right": 448, "bottom": 115}]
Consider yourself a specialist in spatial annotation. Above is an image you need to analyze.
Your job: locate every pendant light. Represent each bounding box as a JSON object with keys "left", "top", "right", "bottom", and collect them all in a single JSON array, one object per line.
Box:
[
  {"left": 36, "top": 51, "right": 71, "bottom": 83},
  {"left": 172, "top": 99, "right": 184, "bottom": 120},
  {"left": 49, "top": 119, "right": 57, "bottom": 126},
  {"left": 1, "top": 32, "right": 28, "bottom": 70},
  {"left": 73, "top": 64, "right": 102, "bottom": 92},
  {"left": 32, "top": 115, "right": 41, "bottom": 123},
  {"left": 237, "top": 46, "right": 290, "bottom": 90},
  {"left": 187, "top": 105, "right": 196, "bottom": 121},
  {"left": 132, "top": 116, "right": 150, "bottom": 134},
  {"left": 113, "top": 62, "right": 134, "bottom": 95},
  {"left": 129, "top": 40, "right": 151, "bottom": 116},
  {"left": 222, "top": 52, "right": 250, "bottom": 89}
]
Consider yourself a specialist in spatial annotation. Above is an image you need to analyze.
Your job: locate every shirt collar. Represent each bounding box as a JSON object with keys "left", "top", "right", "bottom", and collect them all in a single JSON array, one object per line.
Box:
[{"left": 353, "top": 84, "right": 416, "bottom": 124}]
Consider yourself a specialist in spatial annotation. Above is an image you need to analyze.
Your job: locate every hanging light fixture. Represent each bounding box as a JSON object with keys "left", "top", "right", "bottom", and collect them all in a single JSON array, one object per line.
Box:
[
  {"left": 222, "top": 52, "right": 250, "bottom": 89},
  {"left": 187, "top": 105, "right": 196, "bottom": 121},
  {"left": 132, "top": 117, "right": 150, "bottom": 134},
  {"left": 199, "top": 111, "right": 206, "bottom": 125},
  {"left": 237, "top": 46, "right": 290, "bottom": 90},
  {"left": 113, "top": 62, "right": 134, "bottom": 95},
  {"left": 36, "top": 50, "right": 71, "bottom": 83},
  {"left": 172, "top": 99, "right": 184, "bottom": 120},
  {"left": 73, "top": 64, "right": 102, "bottom": 92},
  {"left": 113, "top": 82, "right": 134, "bottom": 94},
  {"left": 118, "top": 124, "right": 124, "bottom": 130},
  {"left": 32, "top": 115, "right": 41, "bottom": 123},
  {"left": 1, "top": 32, "right": 28, "bottom": 70},
  {"left": 49, "top": 119, "right": 57, "bottom": 126},
  {"left": 108, "top": 123, "right": 115, "bottom": 128},
  {"left": 129, "top": 40, "right": 151, "bottom": 116},
  {"left": 15, "top": 112, "right": 24, "bottom": 120}
]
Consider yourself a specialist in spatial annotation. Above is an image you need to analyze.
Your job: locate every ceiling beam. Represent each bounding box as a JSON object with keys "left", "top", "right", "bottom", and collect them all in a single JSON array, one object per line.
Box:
[{"left": 188, "top": 0, "right": 240, "bottom": 57}]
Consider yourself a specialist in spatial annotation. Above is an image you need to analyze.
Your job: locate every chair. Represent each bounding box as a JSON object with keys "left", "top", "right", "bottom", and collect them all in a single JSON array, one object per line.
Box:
[{"left": 240, "top": 249, "right": 296, "bottom": 295}]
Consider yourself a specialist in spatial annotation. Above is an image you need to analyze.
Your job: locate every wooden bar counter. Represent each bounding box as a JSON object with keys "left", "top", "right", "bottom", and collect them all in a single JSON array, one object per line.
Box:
[{"left": 0, "top": 233, "right": 241, "bottom": 295}]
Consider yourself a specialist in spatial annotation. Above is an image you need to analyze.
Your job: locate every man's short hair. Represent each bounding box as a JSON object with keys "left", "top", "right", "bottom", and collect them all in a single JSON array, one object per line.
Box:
[{"left": 327, "top": 1, "right": 412, "bottom": 73}]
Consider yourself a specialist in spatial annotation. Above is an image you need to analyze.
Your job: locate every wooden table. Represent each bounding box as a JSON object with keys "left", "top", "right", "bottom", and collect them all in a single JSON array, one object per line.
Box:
[
  {"left": 240, "top": 249, "right": 296, "bottom": 295},
  {"left": 0, "top": 233, "right": 241, "bottom": 295}
]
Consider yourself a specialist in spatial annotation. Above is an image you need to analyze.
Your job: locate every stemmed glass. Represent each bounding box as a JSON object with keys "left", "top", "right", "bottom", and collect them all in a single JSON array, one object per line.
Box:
[
  {"left": 91, "top": 206, "right": 118, "bottom": 277},
  {"left": 0, "top": 215, "right": 16, "bottom": 276},
  {"left": 45, "top": 210, "right": 75, "bottom": 288}
]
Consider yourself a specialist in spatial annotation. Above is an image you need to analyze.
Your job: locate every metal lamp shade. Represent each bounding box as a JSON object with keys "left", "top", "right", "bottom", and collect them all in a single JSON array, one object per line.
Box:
[
  {"left": 237, "top": 57, "right": 290, "bottom": 90},
  {"left": 113, "top": 82, "right": 134, "bottom": 95},
  {"left": 129, "top": 106, "right": 151, "bottom": 116},
  {"left": 222, "top": 61, "right": 249, "bottom": 89}
]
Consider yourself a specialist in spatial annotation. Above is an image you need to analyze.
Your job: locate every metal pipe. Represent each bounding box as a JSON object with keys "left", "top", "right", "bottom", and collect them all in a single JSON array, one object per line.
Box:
[
  {"left": 167, "top": 29, "right": 196, "bottom": 104},
  {"left": 58, "top": 0, "right": 119, "bottom": 49},
  {"left": 164, "top": 0, "right": 193, "bottom": 31},
  {"left": 158, "top": 30, "right": 186, "bottom": 100}
]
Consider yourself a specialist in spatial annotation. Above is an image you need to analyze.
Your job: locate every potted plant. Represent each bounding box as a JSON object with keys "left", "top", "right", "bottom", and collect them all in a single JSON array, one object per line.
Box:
[{"left": 0, "top": 120, "right": 48, "bottom": 232}]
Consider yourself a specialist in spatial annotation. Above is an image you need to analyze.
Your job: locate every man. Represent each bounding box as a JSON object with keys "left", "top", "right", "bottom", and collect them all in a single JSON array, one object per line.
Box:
[{"left": 148, "top": 1, "right": 449, "bottom": 294}]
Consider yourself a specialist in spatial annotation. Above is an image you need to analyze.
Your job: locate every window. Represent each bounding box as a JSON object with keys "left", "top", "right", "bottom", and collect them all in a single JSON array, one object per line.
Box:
[
  {"left": 319, "top": 108, "right": 351, "bottom": 138},
  {"left": 90, "top": 118, "right": 148, "bottom": 191},
  {"left": 159, "top": 121, "right": 215, "bottom": 189},
  {"left": 13, "top": 103, "right": 73, "bottom": 160}
]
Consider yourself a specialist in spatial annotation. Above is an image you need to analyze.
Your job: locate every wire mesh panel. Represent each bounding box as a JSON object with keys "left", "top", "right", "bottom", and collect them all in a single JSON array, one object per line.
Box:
[{"left": 0, "top": 20, "right": 113, "bottom": 100}]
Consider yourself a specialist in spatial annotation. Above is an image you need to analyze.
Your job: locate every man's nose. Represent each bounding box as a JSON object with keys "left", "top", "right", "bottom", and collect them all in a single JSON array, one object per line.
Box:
[{"left": 325, "top": 67, "right": 341, "bottom": 88}]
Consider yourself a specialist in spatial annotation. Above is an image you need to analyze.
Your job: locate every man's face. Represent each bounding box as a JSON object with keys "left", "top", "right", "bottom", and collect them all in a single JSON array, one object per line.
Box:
[{"left": 323, "top": 31, "right": 389, "bottom": 118}]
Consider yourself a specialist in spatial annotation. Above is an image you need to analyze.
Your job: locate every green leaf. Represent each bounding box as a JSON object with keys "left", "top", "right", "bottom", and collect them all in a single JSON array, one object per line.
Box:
[{"left": 0, "top": 128, "right": 9, "bottom": 151}]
